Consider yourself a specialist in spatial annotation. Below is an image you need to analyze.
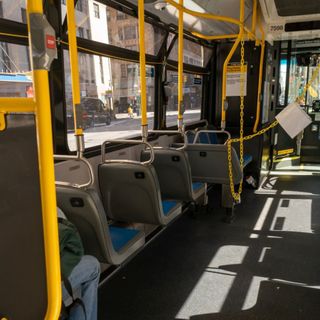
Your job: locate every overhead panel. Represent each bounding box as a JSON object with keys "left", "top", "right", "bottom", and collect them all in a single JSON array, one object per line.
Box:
[
  {"left": 274, "top": 0, "right": 320, "bottom": 17},
  {"left": 260, "top": 0, "right": 320, "bottom": 42}
]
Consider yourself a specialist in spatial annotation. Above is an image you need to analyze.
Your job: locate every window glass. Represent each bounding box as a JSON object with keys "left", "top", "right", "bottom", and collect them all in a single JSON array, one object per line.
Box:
[
  {"left": 278, "top": 58, "right": 287, "bottom": 106},
  {"left": 287, "top": 56, "right": 308, "bottom": 105},
  {"left": 61, "top": 1, "right": 166, "bottom": 55},
  {"left": 165, "top": 71, "right": 202, "bottom": 127},
  {"left": 0, "top": 0, "right": 27, "bottom": 23},
  {"left": 0, "top": 42, "right": 33, "bottom": 97},
  {"left": 168, "top": 38, "right": 212, "bottom": 67},
  {"left": 64, "top": 50, "right": 155, "bottom": 150}
]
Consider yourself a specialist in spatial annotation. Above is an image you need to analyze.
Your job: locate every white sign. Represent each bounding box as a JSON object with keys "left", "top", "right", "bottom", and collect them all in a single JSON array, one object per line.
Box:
[
  {"left": 226, "top": 64, "right": 247, "bottom": 97},
  {"left": 276, "top": 102, "right": 312, "bottom": 139}
]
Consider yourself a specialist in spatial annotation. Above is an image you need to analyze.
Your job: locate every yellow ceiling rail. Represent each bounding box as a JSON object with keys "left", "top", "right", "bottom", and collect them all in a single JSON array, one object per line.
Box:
[
  {"left": 27, "top": 1, "right": 61, "bottom": 320},
  {"left": 191, "top": 32, "right": 238, "bottom": 40},
  {"left": 177, "top": 0, "right": 184, "bottom": 128},
  {"left": 138, "top": 0, "right": 148, "bottom": 139},
  {"left": 221, "top": 0, "right": 245, "bottom": 130},
  {"left": 192, "top": 27, "right": 256, "bottom": 42},
  {"left": 165, "top": 0, "right": 242, "bottom": 27},
  {"left": 0, "top": 97, "right": 36, "bottom": 112},
  {"left": 253, "top": 15, "right": 266, "bottom": 133}
]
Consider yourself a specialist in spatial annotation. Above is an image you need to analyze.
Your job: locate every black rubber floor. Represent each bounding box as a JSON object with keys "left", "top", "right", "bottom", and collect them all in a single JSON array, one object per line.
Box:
[{"left": 98, "top": 174, "right": 320, "bottom": 320}]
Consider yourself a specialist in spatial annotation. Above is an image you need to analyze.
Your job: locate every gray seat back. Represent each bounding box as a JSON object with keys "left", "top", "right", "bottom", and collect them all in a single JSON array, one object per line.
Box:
[
  {"left": 141, "top": 148, "right": 193, "bottom": 202},
  {"left": 99, "top": 162, "right": 165, "bottom": 225},
  {"left": 185, "top": 144, "right": 243, "bottom": 184},
  {"left": 56, "top": 185, "right": 116, "bottom": 263}
]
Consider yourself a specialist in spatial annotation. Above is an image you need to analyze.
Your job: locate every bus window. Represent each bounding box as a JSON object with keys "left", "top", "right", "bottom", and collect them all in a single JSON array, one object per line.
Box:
[
  {"left": 64, "top": 51, "right": 155, "bottom": 150},
  {"left": 165, "top": 71, "right": 202, "bottom": 127},
  {"left": 0, "top": 42, "right": 32, "bottom": 97},
  {"left": 168, "top": 38, "right": 212, "bottom": 68},
  {"left": 60, "top": 1, "right": 166, "bottom": 56},
  {"left": 0, "top": 0, "right": 27, "bottom": 23}
]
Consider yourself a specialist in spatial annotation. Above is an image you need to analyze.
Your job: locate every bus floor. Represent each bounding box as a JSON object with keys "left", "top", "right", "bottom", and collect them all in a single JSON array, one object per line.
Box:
[{"left": 98, "top": 173, "right": 320, "bottom": 320}]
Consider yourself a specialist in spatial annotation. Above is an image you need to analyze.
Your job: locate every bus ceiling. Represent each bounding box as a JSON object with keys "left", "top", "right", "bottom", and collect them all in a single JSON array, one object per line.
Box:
[
  {"left": 127, "top": 1, "right": 320, "bottom": 45},
  {"left": 132, "top": 0, "right": 254, "bottom": 37}
]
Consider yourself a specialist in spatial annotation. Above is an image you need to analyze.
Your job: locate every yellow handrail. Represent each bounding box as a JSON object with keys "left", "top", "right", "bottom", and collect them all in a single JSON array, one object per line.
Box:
[
  {"left": 27, "top": 1, "right": 61, "bottom": 320},
  {"left": 191, "top": 32, "right": 238, "bottom": 40},
  {"left": 221, "top": 0, "right": 245, "bottom": 130},
  {"left": 253, "top": 15, "right": 265, "bottom": 133},
  {"left": 138, "top": 0, "right": 147, "bottom": 132},
  {"left": 0, "top": 97, "right": 35, "bottom": 112},
  {"left": 178, "top": 0, "right": 184, "bottom": 126},
  {"left": 66, "top": 0, "right": 82, "bottom": 136}
]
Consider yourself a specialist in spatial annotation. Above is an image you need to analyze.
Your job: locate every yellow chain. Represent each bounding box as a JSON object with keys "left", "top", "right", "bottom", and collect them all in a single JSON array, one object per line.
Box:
[
  {"left": 227, "top": 53, "right": 320, "bottom": 203},
  {"left": 227, "top": 38, "right": 245, "bottom": 203}
]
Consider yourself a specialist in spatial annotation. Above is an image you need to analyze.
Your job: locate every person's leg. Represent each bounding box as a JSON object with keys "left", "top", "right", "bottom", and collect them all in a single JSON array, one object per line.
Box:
[{"left": 63, "top": 255, "right": 100, "bottom": 320}]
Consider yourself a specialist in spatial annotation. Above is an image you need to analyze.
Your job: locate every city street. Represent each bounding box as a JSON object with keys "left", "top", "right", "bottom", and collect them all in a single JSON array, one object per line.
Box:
[{"left": 67, "top": 110, "right": 200, "bottom": 150}]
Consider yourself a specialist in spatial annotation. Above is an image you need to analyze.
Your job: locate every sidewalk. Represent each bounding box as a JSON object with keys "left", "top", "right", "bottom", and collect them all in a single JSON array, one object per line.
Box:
[{"left": 115, "top": 109, "right": 200, "bottom": 120}]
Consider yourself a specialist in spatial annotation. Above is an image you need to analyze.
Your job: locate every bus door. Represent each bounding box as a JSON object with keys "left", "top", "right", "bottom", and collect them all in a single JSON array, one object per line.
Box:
[{"left": 275, "top": 40, "right": 320, "bottom": 164}]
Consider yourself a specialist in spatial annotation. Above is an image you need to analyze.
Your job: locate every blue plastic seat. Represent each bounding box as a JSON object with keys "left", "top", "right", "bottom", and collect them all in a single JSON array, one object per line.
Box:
[
  {"left": 162, "top": 200, "right": 179, "bottom": 216},
  {"left": 243, "top": 154, "right": 253, "bottom": 167},
  {"left": 109, "top": 226, "right": 140, "bottom": 252},
  {"left": 192, "top": 182, "right": 205, "bottom": 192},
  {"left": 195, "top": 132, "right": 253, "bottom": 167}
]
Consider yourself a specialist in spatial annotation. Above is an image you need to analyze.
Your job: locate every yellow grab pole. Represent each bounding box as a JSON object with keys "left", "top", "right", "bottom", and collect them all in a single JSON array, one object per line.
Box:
[
  {"left": 27, "top": 1, "right": 61, "bottom": 319},
  {"left": 253, "top": 16, "right": 265, "bottom": 133},
  {"left": 66, "top": 0, "right": 82, "bottom": 136},
  {"left": 138, "top": 0, "right": 148, "bottom": 139},
  {"left": 177, "top": 0, "right": 184, "bottom": 128},
  {"left": 251, "top": 0, "right": 257, "bottom": 37},
  {"left": 221, "top": 0, "right": 245, "bottom": 130},
  {"left": 165, "top": 0, "right": 241, "bottom": 27}
]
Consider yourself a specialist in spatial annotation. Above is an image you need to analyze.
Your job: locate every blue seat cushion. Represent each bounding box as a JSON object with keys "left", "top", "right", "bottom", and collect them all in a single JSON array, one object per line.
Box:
[
  {"left": 162, "top": 200, "right": 178, "bottom": 216},
  {"left": 192, "top": 182, "right": 205, "bottom": 192},
  {"left": 243, "top": 154, "right": 253, "bottom": 167},
  {"left": 197, "top": 132, "right": 218, "bottom": 144},
  {"left": 109, "top": 226, "right": 139, "bottom": 252},
  {"left": 186, "top": 131, "right": 195, "bottom": 143}
]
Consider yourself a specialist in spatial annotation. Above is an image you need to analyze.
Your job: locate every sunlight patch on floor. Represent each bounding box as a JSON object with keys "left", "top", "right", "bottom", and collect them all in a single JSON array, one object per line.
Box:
[{"left": 175, "top": 246, "right": 248, "bottom": 319}]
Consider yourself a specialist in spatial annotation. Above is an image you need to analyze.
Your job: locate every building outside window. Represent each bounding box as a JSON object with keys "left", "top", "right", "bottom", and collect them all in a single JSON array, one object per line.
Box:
[
  {"left": 21, "top": 8, "right": 26, "bottom": 24},
  {"left": 0, "top": 1, "right": 3, "bottom": 18},
  {"left": 124, "top": 25, "right": 136, "bottom": 40},
  {"left": 93, "top": 3, "right": 100, "bottom": 18},
  {"left": 99, "top": 56, "right": 104, "bottom": 84},
  {"left": 120, "top": 64, "right": 127, "bottom": 78},
  {"left": 75, "top": 0, "right": 83, "bottom": 12},
  {"left": 77, "top": 27, "right": 84, "bottom": 38},
  {"left": 116, "top": 11, "right": 127, "bottom": 20}
]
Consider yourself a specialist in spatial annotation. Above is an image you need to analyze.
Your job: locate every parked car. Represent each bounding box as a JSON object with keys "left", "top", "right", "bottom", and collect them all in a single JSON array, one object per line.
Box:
[{"left": 66, "top": 97, "right": 112, "bottom": 130}]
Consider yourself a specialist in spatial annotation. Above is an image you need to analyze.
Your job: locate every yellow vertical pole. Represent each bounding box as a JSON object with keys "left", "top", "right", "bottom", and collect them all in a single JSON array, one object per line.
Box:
[
  {"left": 251, "top": 0, "right": 257, "bottom": 37},
  {"left": 253, "top": 16, "right": 265, "bottom": 133},
  {"left": 138, "top": 0, "right": 148, "bottom": 139},
  {"left": 221, "top": 0, "right": 245, "bottom": 130},
  {"left": 66, "top": 0, "right": 83, "bottom": 137},
  {"left": 27, "top": 0, "right": 61, "bottom": 319},
  {"left": 177, "top": 0, "right": 184, "bottom": 130}
]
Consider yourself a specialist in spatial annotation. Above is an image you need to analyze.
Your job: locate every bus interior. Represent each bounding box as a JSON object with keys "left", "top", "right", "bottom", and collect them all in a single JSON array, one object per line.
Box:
[{"left": 1, "top": 0, "right": 320, "bottom": 319}]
